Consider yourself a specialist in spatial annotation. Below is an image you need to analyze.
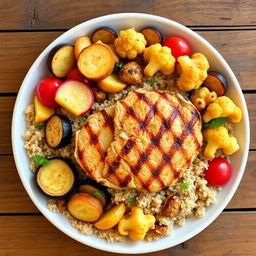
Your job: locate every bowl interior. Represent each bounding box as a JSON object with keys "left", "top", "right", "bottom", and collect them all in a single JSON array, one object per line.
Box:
[{"left": 12, "top": 13, "right": 250, "bottom": 254}]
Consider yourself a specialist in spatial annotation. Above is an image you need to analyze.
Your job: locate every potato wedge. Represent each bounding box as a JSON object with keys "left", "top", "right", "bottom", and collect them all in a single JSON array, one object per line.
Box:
[
  {"left": 34, "top": 96, "right": 55, "bottom": 123},
  {"left": 74, "top": 37, "right": 91, "bottom": 59},
  {"left": 98, "top": 73, "right": 126, "bottom": 93},
  {"left": 67, "top": 193, "right": 103, "bottom": 222},
  {"left": 78, "top": 44, "right": 114, "bottom": 81},
  {"left": 94, "top": 203, "right": 126, "bottom": 230}
]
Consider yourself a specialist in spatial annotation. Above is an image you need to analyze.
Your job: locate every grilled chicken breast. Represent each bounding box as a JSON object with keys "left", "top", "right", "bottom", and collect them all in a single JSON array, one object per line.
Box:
[{"left": 75, "top": 89, "right": 203, "bottom": 192}]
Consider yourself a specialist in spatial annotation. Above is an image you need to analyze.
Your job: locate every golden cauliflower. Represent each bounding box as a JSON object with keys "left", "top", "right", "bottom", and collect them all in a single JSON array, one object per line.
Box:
[
  {"left": 177, "top": 53, "right": 209, "bottom": 91},
  {"left": 190, "top": 87, "right": 217, "bottom": 111},
  {"left": 114, "top": 28, "right": 146, "bottom": 59},
  {"left": 203, "top": 126, "right": 239, "bottom": 158},
  {"left": 118, "top": 206, "right": 155, "bottom": 241},
  {"left": 143, "top": 43, "right": 175, "bottom": 77},
  {"left": 203, "top": 96, "right": 242, "bottom": 123}
]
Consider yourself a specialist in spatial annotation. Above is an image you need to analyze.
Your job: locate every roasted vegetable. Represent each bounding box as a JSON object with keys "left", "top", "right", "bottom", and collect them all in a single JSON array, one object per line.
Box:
[
  {"left": 190, "top": 87, "right": 217, "bottom": 111},
  {"left": 66, "top": 67, "right": 94, "bottom": 86},
  {"left": 74, "top": 36, "right": 91, "bottom": 59},
  {"left": 118, "top": 61, "right": 143, "bottom": 84},
  {"left": 78, "top": 178, "right": 110, "bottom": 208},
  {"left": 35, "top": 157, "right": 77, "bottom": 199},
  {"left": 96, "top": 40, "right": 119, "bottom": 64},
  {"left": 148, "top": 222, "right": 169, "bottom": 237},
  {"left": 118, "top": 206, "right": 155, "bottom": 241},
  {"left": 203, "top": 96, "right": 242, "bottom": 123},
  {"left": 161, "top": 194, "right": 181, "bottom": 218},
  {"left": 143, "top": 43, "right": 175, "bottom": 77},
  {"left": 34, "top": 96, "right": 55, "bottom": 123},
  {"left": 204, "top": 71, "right": 228, "bottom": 96},
  {"left": 55, "top": 80, "right": 94, "bottom": 116},
  {"left": 203, "top": 126, "right": 239, "bottom": 158},
  {"left": 45, "top": 115, "right": 72, "bottom": 148},
  {"left": 94, "top": 203, "right": 126, "bottom": 230},
  {"left": 78, "top": 44, "right": 114, "bottom": 81},
  {"left": 91, "top": 27, "right": 117, "bottom": 44},
  {"left": 177, "top": 53, "right": 209, "bottom": 91},
  {"left": 49, "top": 45, "right": 76, "bottom": 78},
  {"left": 140, "top": 27, "right": 163, "bottom": 46},
  {"left": 67, "top": 193, "right": 103, "bottom": 222},
  {"left": 114, "top": 28, "right": 146, "bottom": 59},
  {"left": 92, "top": 87, "right": 107, "bottom": 102},
  {"left": 98, "top": 73, "right": 126, "bottom": 93}
]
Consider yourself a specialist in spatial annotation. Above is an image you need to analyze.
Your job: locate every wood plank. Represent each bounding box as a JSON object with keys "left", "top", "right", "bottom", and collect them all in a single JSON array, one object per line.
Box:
[
  {"left": 0, "top": 212, "right": 255, "bottom": 256},
  {"left": 1, "top": 94, "right": 255, "bottom": 156},
  {"left": 0, "top": 0, "right": 153, "bottom": 30},
  {"left": 1, "top": 152, "right": 255, "bottom": 213},
  {"left": 0, "top": 30, "right": 255, "bottom": 93},
  {"left": 154, "top": 0, "right": 256, "bottom": 26}
]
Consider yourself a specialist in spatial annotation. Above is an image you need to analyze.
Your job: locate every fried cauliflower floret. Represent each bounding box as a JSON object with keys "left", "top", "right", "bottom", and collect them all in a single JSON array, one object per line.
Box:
[
  {"left": 190, "top": 87, "right": 217, "bottom": 111},
  {"left": 118, "top": 206, "right": 155, "bottom": 241},
  {"left": 143, "top": 43, "right": 175, "bottom": 77},
  {"left": 177, "top": 53, "right": 209, "bottom": 91},
  {"left": 114, "top": 28, "right": 146, "bottom": 59},
  {"left": 203, "top": 126, "right": 239, "bottom": 158},
  {"left": 203, "top": 96, "right": 242, "bottom": 123}
]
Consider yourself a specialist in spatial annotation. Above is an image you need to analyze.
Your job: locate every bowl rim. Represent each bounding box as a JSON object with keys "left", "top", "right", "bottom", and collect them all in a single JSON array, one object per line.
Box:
[{"left": 11, "top": 13, "right": 250, "bottom": 254}]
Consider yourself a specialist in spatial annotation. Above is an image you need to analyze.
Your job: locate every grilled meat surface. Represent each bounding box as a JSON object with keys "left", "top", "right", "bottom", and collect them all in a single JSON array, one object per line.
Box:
[{"left": 75, "top": 89, "right": 203, "bottom": 192}]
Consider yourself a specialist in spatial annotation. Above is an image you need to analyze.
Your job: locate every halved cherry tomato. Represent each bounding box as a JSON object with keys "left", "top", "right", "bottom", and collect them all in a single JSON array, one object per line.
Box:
[
  {"left": 66, "top": 67, "right": 94, "bottom": 86},
  {"left": 163, "top": 36, "right": 191, "bottom": 59},
  {"left": 36, "top": 77, "right": 62, "bottom": 108},
  {"left": 204, "top": 157, "right": 232, "bottom": 186}
]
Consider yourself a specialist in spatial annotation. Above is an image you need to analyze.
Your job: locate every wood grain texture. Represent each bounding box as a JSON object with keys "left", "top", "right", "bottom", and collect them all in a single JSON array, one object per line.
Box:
[
  {"left": 154, "top": 0, "right": 256, "bottom": 26},
  {"left": 0, "top": 30, "right": 255, "bottom": 93},
  {"left": 1, "top": 152, "right": 255, "bottom": 213},
  {"left": 0, "top": 0, "right": 153, "bottom": 30},
  {"left": 0, "top": 94, "right": 254, "bottom": 156},
  {"left": 0, "top": 212, "right": 255, "bottom": 256}
]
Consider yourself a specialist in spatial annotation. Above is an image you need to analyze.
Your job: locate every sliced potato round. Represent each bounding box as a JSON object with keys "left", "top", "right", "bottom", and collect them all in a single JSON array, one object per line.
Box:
[
  {"left": 74, "top": 37, "right": 91, "bottom": 59},
  {"left": 51, "top": 46, "right": 76, "bottom": 78},
  {"left": 78, "top": 44, "right": 114, "bottom": 81}
]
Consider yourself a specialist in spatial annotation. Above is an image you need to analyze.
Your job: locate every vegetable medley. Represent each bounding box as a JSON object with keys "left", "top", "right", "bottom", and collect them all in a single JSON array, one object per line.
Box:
[{"left": 27, "top": 25, "right": 242, "bottom": 242}]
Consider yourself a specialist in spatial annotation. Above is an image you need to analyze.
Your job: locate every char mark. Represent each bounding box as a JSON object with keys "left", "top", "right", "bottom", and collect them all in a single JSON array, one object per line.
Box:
[
  {"left": 101, "top": 109, "right": 114, "bottom": 132},
  {"left": 119, "top": 175, "right": 132, "bottom": 187},
  {"left": 109, "top": 161, "right": 120, "bottom": 174},
  {"left": 121, "top": 139, "right": 135, "bottom": 155},
  {"left": 152, "top": 168, "right": 161, "bottom": 178}
]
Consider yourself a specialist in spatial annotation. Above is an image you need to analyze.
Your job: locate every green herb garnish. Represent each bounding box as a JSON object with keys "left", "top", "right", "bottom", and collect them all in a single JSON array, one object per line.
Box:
[
  {"left": 81, "top": 116, "right": 87, "bottom": 122},
  {"left": 202, "top": 117, "right": 228, "bottom": 129},
  {"left": 194, "top": 87, "right": 203, "bottom": 93},
  {"left": 92, "top": 191, "right": 101, "bottom": 198},
  {"left": 127, "top": 197, "right": 136, "bottom": 203},
  {"left": 114, "top": 61, "right": 125, "bottom": 71},
  {"left": 33, "top": 156, "right": 51, "bottom": 166},
  {"left": 150, "top": 77, "right": 157, "bottom": 88},
  {"left": 181, "top": 183, "right": 189, "bottom": 189},
  {"left": 34, "top": 124, "right": 44, "bottom": 130}
]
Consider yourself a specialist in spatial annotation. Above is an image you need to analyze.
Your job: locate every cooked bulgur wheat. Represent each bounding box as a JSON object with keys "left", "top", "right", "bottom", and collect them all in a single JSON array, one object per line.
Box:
[{"left": 24, "top": 71, "right": 229, "bottom": 242}]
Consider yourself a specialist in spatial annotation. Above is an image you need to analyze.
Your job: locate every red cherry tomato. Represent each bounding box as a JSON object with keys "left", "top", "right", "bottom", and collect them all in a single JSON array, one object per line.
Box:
[
  {"left": 36, "top": 77, "right": 62, "bottom": 108},
  {"left": 204, "top": 157, "right": 232, "bottom": 186},
  {"left": 163, "top": 36, "right": 191, "bottom": 59},
  {"left": 66, "top": 67, "right": 94, "bottom": 86}
]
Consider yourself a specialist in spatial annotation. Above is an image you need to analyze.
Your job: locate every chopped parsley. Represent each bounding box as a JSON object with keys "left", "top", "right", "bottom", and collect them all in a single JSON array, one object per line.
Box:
[
  {"left": 114, "top": 61, "right": 125, "bottom": 72},
  {"left": 150, "top": 77, "right": 157, "bottom": 88},
  {"left": 33, "top": 156, "right": 51, "bottom": 166},
  {"left": 92, "top": 191, "right": 101, "bottom": 198},
  {"left": 202, "top": 117, "right": 228, "bottom": 130},
  {"left": 81, "top": 116, "right": 87, "bottom": 122},
  {"left": 34, "top": 124, "right": 44, "bottom": 130},
  {"left": 127, "top": 197, "right": 136, "bottom": 203},
  {"left": 181, "top": 183, "right": 189, "bottom": 189}
]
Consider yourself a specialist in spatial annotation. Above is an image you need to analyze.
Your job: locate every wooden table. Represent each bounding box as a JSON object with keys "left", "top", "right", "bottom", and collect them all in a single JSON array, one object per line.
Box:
[{"left": 0, "top": 1, "right": 255, "bottom": 255}]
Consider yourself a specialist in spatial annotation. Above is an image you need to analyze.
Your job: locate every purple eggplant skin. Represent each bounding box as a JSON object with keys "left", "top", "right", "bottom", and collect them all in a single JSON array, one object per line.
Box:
[
  {"left": 91, "top": 27, "right": 118, "bottom": 44},
  {"left": 35, "top": 157, "right": 78, "bottom": 200},
  {"left": 140, "top": 27, "right": 163, "bottom": 46},
  {"left": 204, "top": 71, "right": 228, "bottom": 96},
  {"left": 47, "top": 44, "right": 70, "bottom": 76},
  {"left": 45, "top": 115, "right": 72, "bottom": 149}
]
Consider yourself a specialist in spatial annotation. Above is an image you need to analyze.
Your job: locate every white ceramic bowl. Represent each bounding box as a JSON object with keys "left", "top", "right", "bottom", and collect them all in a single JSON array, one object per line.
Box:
[{"left": 12, "top": 13, "right": 250, "bottom": 254}]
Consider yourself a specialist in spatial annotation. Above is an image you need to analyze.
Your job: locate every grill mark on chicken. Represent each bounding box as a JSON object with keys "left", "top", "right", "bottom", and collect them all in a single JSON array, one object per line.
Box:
[
  {"left": 120, "top": 175, "right": 132, "bottom": 187},
  {"left": 122, "top": 139, "right": 135, "bottom": 155},
  {"left": 101, "top": 109, "right": 114, "bottom": 132}
]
